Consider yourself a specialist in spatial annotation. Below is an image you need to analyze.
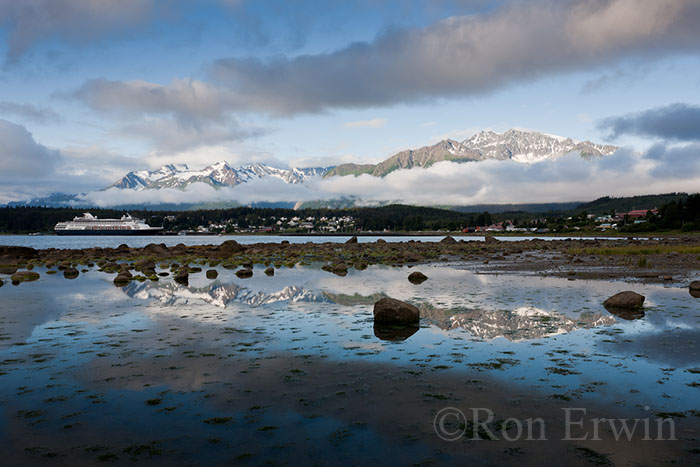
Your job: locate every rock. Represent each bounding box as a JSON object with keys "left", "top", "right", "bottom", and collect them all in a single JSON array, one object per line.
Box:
[
  {"left": 0, "top": 278, "right": 3, "bottom": 287},
  {"left": 373, "top": 297, "right": 420, "bottom": 325},
  {"left": 11, "top": 270, "right": 40, "bottom": 283},
  {"left": 63, "top": 268, "right": 79, "bottom": 279},
  {"left": 218, "top": 240, "right": 245, "bottom": 253},
  {"left": 113, "top": 273, "right": 131, "bottom": 286},
  {"left": 264, "top": 267, "right": 275, "bottom": 276},
  {"left": 603, "top": 291, "right": 645, "bottom": 310},
  {"left": 404, "top": 253, "right": 424, "bottom": 263},
  {"left": 0, "top": 266, "right": 18, "bottom": 274},
  {"left": 407, "top": 271, "right": 428, "bottom": 284},
  {"left": 331, "top": 262, "right": 348, "bottom": 276},
  {"left": 345, "top": 236, "right": 358, "bottom": 244},
  {"left": 236, "top": 268, "right": 253, "bottom": 278},
  {"left": 174, "top": 269, "right": 189, "bottom": 285},
  {"left": 484, "top": 236, "right": 500, "bottom": 244},
  {"left": 376, "top": 239, "right": 387, "bottom": 244},
  {"left": 690, "top": 281, "right": 700, "bottom": 298},
  {"left": 0, "top": 246, "right": 38, "bottom": 260},
  {"left": 206, "top": 269, "right": 218, "bottom": 279},
  {"left": 440, "top": 236, "right": 457, "bottom": 244},
  {"left": 135, "top": 259, "right": 156, "bottom": 271},
  {"left": 142, "top": 243, "right": 168, "bottom": 255}
]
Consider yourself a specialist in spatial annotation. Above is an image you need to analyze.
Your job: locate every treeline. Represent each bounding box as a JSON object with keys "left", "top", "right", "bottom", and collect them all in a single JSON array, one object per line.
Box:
[
  {"left": 575, "top": 193, "right": 688, "bottom": 215},
  {"left": 620, "top": 194, "right": 700, "bottom": 232},
  {"left": 0, "top": 205, "right": 493, "bottom": 233},
  {"left": 2, "top": 195, "right": 698, "bottom": 234}
]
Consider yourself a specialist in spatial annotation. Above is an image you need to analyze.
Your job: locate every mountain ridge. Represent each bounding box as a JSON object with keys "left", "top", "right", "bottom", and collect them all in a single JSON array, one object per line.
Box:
[
  {"left": 325, "top": 128, "right": 618, "bottom": 177},
  {"left": 110, "top": 162, "right": 332, "bottom": 191}
]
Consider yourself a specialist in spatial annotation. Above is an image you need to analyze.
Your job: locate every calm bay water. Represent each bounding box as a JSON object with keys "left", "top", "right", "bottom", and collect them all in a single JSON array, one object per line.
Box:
[
  {"left": 0, "top": 234, "right": 632, "bottom": 250},
  {"left": 0, "top": 261, "right": 697, "bottom": 464}
]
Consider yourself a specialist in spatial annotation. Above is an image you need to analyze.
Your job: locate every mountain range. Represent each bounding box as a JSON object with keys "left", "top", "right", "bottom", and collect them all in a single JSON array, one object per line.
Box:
[
  {"left": 6, "top": 128, "right": 619, "bottom": 208},
  {"left": 111, "top": 161, "right": 330, "bottom": 190},
  {"left": 109, "top": 128, "right": 618, "bottom": 190},
  {"left": 324, "top": 128, "right": 617, "bottom": 177}
]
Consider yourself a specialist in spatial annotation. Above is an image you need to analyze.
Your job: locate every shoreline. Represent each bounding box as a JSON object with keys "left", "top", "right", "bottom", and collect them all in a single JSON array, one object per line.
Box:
[{"left": 2, "top": 236, "right": 699, "bottom": 288}]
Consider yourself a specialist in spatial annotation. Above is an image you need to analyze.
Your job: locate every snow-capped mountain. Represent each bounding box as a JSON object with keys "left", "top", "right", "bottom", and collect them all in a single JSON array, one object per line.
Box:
[
  {"left": 461, "top": 128, "right": 617, "bottom": 163},
  {"left": 325, "top": 128, "right": 618, "bottom": 177},
  {"left": 109, "top": 162, "right": 332, "bottom": 190}
]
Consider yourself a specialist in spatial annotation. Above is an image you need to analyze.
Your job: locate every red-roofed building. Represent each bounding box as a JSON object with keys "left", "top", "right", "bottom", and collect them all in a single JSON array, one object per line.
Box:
[{"left": 626, "top": 209, "right": 658, "bottom": 218}]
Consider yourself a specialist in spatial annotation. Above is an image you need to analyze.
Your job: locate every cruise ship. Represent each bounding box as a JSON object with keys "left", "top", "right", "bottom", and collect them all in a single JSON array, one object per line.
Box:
[{"left": 54, "top": 213, "right": 163, "bottom": 236}]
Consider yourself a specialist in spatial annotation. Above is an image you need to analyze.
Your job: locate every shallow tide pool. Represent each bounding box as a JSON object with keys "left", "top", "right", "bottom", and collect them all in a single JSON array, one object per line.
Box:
[{"left": 1, "top": 264, "right": 698, "bottom": 465}]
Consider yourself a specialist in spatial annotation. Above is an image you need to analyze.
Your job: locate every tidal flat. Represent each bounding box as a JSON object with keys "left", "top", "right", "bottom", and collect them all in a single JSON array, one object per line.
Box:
[{"left": 0, "top": 237, "right": 699, "bottom": 465}]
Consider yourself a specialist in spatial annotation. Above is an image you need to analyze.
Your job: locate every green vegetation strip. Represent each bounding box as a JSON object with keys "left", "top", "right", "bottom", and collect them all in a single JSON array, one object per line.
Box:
[{"left": 569, "top": 245, "right": 700, "bottom": 256}]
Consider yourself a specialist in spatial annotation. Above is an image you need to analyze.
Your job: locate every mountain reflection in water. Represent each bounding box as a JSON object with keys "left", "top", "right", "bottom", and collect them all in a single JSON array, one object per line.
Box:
[{"left": 121, "top": 273, "right": 617, "bottom": 341}]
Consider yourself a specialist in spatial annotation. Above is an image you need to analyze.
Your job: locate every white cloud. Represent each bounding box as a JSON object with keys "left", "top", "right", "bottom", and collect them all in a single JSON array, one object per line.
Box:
[
  {"left": 343, "top": 118, "right": 386, "bottom": 128},
  {"left": 211, "top": 0, "right": 700, "bottom": 114},
  {"left": 72, "top": 145, "right": 700, "bottom": 207},
  {"left": 0, "top": 119, "right": 60, "bottom": 180}
]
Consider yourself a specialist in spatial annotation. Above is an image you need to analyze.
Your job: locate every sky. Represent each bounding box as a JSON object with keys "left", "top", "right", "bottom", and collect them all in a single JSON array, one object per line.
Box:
[{"left": 0, "top": 0, "right": 699, "bottom": 206}]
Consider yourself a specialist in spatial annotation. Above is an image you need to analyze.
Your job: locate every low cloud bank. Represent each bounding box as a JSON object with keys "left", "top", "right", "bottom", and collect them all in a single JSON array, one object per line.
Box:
[{"left": 76, "top": 144, "right": 700, "bottom": 207}]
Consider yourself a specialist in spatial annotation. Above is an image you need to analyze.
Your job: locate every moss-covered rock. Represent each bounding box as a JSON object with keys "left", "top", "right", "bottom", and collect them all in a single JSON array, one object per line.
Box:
[
  {"left": 11, "top": 270, "right": 40, "bottom": 283},
  {"left": 63, "top": 268, "right": 79, "bottom": 279}
]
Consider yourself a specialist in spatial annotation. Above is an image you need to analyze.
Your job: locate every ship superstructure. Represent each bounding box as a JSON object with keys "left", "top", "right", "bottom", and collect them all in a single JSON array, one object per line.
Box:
[{"left": 54, "top": 213, "right": 163, "bottom": 235}]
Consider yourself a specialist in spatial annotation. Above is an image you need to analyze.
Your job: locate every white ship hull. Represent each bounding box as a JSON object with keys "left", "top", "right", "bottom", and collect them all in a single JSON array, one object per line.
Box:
[{"left": 54, "top": 213, "right": 163, "bottom": 236}]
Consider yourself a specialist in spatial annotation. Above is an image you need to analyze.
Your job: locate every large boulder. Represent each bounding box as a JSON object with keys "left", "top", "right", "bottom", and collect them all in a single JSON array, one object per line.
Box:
[
  {"left": 264, "top": 267, "right": 275, "bottom": 276},
  {"left": 206, "top": 269, "right": 218, "bottom": 279},
  {"left": 373, "top": 298, "right": 420, "bottom": 325},
  {"left": 345, "top": 236, "right": 358, "bottom": 244},
  {"left": 484, "top": 236, "right": 500, "bottom": 244},
  {"left": 604, "top": 291, "right": 645, "bottom": 310},
  {"left": 440, "top": 236, "right": 457, "bottom": 244},
  {"left": 408, "top": 271, "right": 428, "bottom": 284},
  {"left": 0, "top": 266, "right": 18, "bottom": 275}
]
